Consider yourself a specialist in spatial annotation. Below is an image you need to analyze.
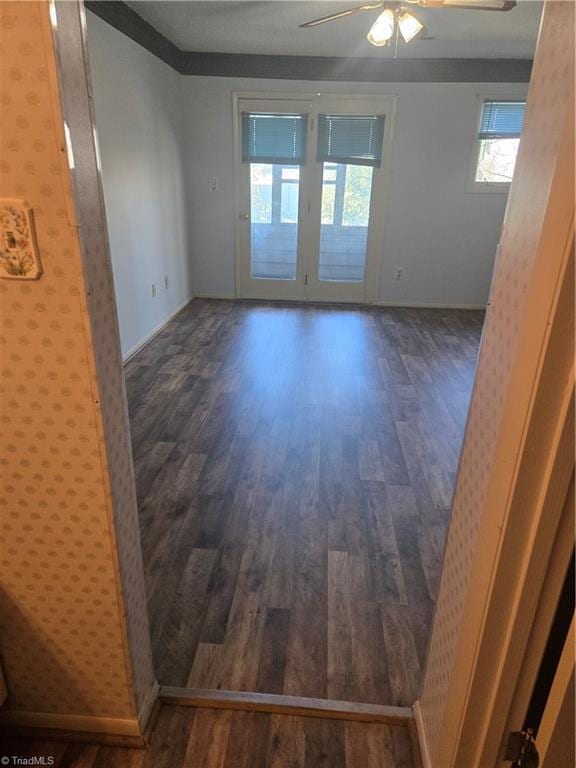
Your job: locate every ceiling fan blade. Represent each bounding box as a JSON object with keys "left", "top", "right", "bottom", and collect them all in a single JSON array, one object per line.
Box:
[
  {"left": 299, "top": 3, "right": 383, "bottom": 29},
  {"left": 416, "top": 0, "right": 517, "bottom": 10}
]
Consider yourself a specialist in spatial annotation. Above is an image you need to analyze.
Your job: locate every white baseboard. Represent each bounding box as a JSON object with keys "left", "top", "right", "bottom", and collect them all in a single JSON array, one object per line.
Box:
[
  {"left": 193, "top": 292, "right": 236, "bottom": 300},
  {"left": 0, "top": 681, "right": 160, "bottom": 745},
  {"left": 138, "top": 679, "right": 160, "bottom": 731},
  {"left": 122, "top": 296, "right": 194, "bottom": 364},
  {"left": 190, "top": 296, "right": 485, "bottom": 310},
  {"left": 413, "top": 701, "right": 433, "bottom": 768},
  {"left": 0, "top": 709, "right": 141, "bottom": 736},
  {"left": 375, "top": 300, "right": 486, "bottom": 310}
]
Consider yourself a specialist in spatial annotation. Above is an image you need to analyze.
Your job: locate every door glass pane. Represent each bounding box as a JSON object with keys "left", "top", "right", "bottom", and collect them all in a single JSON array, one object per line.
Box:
[
  {"left": 250, "top": 163, "right": 272, "bottom": 223},
  {"left": 280, "top": 167, "right": 299, "bottom": 223},
  {"left": 319, "top": 162, "right": 373, "bottom": 282},
  {"left": 250, "top": 163, "right": 299, "bottom": 280}
]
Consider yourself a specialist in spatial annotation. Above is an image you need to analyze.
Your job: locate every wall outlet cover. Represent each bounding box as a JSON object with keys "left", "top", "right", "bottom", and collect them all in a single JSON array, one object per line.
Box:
[{"left": 0, "top": 199, "right": 42, "bottom": 280}]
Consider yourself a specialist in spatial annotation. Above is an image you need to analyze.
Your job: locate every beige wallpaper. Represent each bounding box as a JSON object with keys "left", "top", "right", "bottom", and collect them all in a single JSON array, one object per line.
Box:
[
  {"left": 419, "top": 1, "right": 574, "bottom": 763},
  {"left": 0, "top": 0, "right": 154, "bottom": 722}
]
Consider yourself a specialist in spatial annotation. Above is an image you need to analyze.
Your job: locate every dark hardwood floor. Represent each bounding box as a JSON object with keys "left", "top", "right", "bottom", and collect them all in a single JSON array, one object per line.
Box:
[
  {"left": 1, "top": 706, "right": 416, "bottom": 767},
  {"left": 125, "top": 299, "right": 483, "bottom": 705}
]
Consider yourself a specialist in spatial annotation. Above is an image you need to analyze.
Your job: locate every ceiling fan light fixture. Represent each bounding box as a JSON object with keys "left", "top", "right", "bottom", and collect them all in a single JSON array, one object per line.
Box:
[
  {"left": 398, "top": 11, "right": 424, "bottom": 42},
  {"left": 367, "top": 8, "right": 395, "bottom": 46}
]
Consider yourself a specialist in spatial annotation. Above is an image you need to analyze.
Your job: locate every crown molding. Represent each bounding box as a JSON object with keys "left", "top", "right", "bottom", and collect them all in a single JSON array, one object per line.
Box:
[
  {"left": 84, "top": 1, "right": 532, "bottom": 83},
  {"left": 85, "top": 0, "right": 183, "bottom": 71},
  {"left": 177, "top": 52, "right": 532, "bottom": 81}
]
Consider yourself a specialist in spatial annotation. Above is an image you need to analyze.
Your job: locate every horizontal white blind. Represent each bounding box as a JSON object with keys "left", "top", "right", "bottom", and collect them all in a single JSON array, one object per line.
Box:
[
  {"left": 317, "top": 114, "right": 385, "bottom": 167},
  {"left": 242, "top": 113, "right": 308, "bottom": 165},
  {"left": 479, "top": 101, "right": 525, "bottom": 139}
]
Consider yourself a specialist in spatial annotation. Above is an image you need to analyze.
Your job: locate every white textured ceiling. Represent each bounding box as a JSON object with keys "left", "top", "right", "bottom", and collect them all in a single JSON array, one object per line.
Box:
[{"left": 126, "top": 0, "right": 542, "bottom": 59}]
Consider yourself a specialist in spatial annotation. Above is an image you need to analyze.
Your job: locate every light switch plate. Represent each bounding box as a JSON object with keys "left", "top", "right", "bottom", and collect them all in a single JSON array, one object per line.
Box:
[{"left": 0, "top": 198, "right": 42, "bottom": 280}]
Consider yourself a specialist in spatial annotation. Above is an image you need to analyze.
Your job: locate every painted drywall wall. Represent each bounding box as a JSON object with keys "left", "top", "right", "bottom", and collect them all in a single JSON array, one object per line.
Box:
[
  {"left": 85, "top": 10, "right": 528, "bottom": 309},
  {"left": 86, "top": 12, "right": 193, "bottom": 358},
  {"left": 181, "top": 77, "right": 527, "bottom": 306}
]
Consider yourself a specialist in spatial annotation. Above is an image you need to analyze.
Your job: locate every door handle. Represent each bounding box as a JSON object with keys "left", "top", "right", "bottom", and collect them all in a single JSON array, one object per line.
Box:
[{"left": 239, "top": 213, "right": 250, "bottom": 221}]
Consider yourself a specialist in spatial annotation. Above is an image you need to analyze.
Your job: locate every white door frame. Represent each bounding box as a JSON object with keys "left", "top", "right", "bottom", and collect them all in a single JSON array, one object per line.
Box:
[{"left": 232, "top": 91, "right": 397, "bottom": 303}]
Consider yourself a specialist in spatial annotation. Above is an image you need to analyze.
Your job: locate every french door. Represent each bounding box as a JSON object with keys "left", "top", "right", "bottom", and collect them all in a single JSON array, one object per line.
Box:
[{"left": 235, "top": 95, "right": 395, "bottom": 303}]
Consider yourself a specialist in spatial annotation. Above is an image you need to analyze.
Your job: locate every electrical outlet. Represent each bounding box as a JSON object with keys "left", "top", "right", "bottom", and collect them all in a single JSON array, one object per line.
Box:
[
  {"left": 151, "top": 283, "right": 156, "bottom": 297},
  {"left": 209, "top": 176, "right": 218, "bottom": 191},
  {"left": 164, "top": 275, "right": 169, "bottom": 290},
  {"left": 396, "top": 267, "right": 404, "bottom": 281}
]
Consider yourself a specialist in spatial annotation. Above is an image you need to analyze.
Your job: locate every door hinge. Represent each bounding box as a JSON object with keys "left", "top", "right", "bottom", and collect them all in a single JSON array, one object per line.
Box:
[
  {"left": 504, "top": 730, "right": 539, "bottom": 768},
  {"left": 305, "top": 273, "right": 308, "bottom": 286}
]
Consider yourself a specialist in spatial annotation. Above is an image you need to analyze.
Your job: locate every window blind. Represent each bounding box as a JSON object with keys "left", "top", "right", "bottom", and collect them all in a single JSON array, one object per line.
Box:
[
  {"left": 479, "top": 101, "right": 525, "bottom": 139},
  {"left": 242, "top": 113, "right": 308, "bottom": 165},
  {"left": 317, "top": 114, "right": 385, "bottom": 167}
]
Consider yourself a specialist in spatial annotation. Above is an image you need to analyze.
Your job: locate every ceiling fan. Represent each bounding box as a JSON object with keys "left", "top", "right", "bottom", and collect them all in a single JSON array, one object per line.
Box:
[{"left": 299, "top": 1, "right": 517, "bottom": 49}]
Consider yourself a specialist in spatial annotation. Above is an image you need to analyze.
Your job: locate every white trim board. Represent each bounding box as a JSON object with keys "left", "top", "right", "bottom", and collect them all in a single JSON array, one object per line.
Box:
[
  {"left": 192, "top": 292, "right": 236, "bottom": 301},
  {"left": 138, "top": 679, "right": 160, "bottom": 732},
  {"left": 122, "top": 296, "right": 194, "bottom": 363},
  {"left": 160, "top": 686, "right": 413, "bottom": 724},
  {"left": 0, "top": 710, "right": 141, "bottom": 736},
  {"left": 168, "top": 296, "right": 486, "bottom": 310},
  {"left": 376, "top": 301, "right": 486, "bottom": 310},
  {"left": 413, "top": 701, "right": 433, "bottom": 768}
]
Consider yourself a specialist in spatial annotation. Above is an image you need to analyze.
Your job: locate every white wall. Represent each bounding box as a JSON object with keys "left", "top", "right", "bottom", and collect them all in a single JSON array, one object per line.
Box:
[
  {"left": 86, "top": 13, "right": 193, "bottom": 358},
  {"left": 85, "top": 10, "right": 528, "bottom": 312},
  {"left": 181, "top": 77, "right": 528, "bottom": 306}
]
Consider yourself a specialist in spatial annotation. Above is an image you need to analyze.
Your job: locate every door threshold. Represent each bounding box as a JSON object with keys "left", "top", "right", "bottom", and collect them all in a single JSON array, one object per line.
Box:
[{"left": 159, "top": 687, "right": 413, "bottom": 725}]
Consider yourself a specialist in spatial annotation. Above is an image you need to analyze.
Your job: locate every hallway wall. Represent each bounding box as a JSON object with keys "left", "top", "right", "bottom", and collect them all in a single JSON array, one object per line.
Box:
[
  {"left": 86, "top": 12, "right": 193, "bottom": 359},
  {"left": 0, "top": 0, "right": 154, "bottom": 732},
  {"left": 418, "top": 2, "right": 574, "bottom": 764}
]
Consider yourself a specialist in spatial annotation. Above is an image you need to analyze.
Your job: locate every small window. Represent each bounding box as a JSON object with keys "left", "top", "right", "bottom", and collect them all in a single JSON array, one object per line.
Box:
[{"left": 473, "top": 100, "right": 525, "bottom": 186}]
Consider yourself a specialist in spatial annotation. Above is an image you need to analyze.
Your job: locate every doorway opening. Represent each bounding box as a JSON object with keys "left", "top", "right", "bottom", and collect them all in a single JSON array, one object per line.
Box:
[{"left": 81, "top": 0, "right": 539, "bottom": 721}]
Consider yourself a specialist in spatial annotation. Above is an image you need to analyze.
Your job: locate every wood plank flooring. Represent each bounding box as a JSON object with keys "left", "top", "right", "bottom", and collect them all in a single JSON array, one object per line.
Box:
[
  {"left": 125, "top": 299, "right": 483, "bottom": 705},
  {"left": 0, "top": 705, "right": 416, "bottom": 767}
]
